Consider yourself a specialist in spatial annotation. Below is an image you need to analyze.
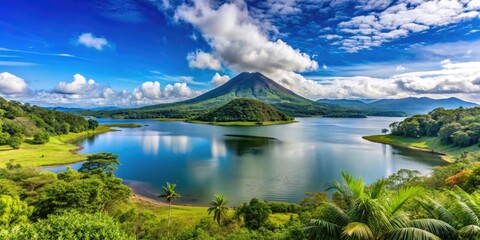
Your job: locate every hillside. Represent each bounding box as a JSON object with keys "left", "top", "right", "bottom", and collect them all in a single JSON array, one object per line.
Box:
[
  {"left": 364, "top": 106, "right": 480, "bottom": 161},
  {"left": 0, "top": 97, "right": 97, "bottom": 149},
  {"left": 90, "top": 72, "right": 402, "bottom": 118},
  {"left": 317, "top": 97, "right": 477, "bottom": 115},
  {"left": 195, "top": 98, "right": 293, "bottom": 123}
]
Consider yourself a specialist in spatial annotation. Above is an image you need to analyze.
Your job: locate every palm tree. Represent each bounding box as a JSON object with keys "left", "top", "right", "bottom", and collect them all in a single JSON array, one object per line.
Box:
[
  {"left": 208, "top": 194, "right": 229, "bottom": 224},
  {"left": 306, "top": 172, "right": 458, "bottom": 240},
  {"left": 159, "top": 182, "right": 181, "bottom": 237},
  {"left": 419, "top": 186, "right": 480, "bottom": 239}
]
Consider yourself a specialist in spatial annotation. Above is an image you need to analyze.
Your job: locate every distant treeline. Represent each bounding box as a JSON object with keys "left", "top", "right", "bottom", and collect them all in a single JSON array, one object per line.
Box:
[
  {"left": 77, "top": 101, "right": 406, "bottom": 120},
  {"left": 390, "top": 106, "right": 480, "bottom": 147}
]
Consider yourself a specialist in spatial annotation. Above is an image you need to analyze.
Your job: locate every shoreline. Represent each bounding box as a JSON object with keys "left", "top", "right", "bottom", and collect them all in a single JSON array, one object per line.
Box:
[
  {"left": 362, "top": 135, "right": 454, "bottom": 163},
  {"left": 127, "top": 182, "right": 209, "bottom": 207}
]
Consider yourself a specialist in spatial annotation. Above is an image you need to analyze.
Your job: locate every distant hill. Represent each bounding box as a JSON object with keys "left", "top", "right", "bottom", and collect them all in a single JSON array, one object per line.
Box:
[
  {"left": 195, "top": 98, "right": 292, "bottom": 122},
  {"left": 317, "top": 97, "right": 477, "bottom": 115}
]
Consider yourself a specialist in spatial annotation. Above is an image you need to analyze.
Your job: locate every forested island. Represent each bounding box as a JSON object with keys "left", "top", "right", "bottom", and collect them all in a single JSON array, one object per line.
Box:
[{"left": 192, "top": 98, "right": 295, "bottom": 126}]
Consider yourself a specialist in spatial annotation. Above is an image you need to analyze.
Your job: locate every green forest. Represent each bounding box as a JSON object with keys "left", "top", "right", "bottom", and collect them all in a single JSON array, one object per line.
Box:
[{"left": 389, "top": 107, "right": 480, "bottom": 147}]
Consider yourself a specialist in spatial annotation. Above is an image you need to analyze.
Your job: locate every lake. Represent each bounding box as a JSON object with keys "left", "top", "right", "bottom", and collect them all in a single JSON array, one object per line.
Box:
[{"left": 45, "top": 117, "right": 446, "bottom": 205}]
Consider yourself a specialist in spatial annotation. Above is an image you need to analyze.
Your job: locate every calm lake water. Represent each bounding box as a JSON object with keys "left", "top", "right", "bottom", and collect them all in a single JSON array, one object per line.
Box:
[{"left": 45, "top": 117, "right": 446, "bottom": 205}]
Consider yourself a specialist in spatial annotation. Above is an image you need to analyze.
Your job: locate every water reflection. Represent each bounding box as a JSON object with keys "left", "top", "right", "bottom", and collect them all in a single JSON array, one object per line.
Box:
[
  {"left": 61, "top": 117, "right": 446, "bottom": 205},
  {"left": 224, "top": 135, "right": 278, "bottom": 155}
]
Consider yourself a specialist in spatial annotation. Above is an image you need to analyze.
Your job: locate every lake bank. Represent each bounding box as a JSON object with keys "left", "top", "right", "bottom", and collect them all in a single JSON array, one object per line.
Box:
[
  {"left": 188, "top": 120, "right": 297, "bottom": 126},
  {"left": 362, "top": 134, "right": 480, "bottom": 163},
  {"left": 0, "top": 124, "right": 140, "bottom": 167}
]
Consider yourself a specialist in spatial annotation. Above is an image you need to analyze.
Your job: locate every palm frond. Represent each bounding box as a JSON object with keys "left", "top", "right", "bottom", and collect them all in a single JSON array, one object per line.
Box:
[
  {"left": 452, "top": 186, "right": 480, "bottom": 218},
  {"left": 317, "top": 202, "right": 350, "bottom": 226},
  {"left": 341, "top": 171, "right": 365, "bottom": 199},
  {"left": 350, "top": 198, "right": 392, "bottom": 234},
  {"left": 458, "top": 224, "right": 480, "bottom": 239},
  {"left": 305, "top": 219, "right": 341, "bottom": 240},
  {"left": 369, "top": 179, "right": 386, "bottom": 199},
  {"left": 451, "top": 200, "right": 480, "bottom": 226},
  {"left": 389, "top": 212, "right": 410, "bottom": 229},
  {"left": 384, "top": 227, "right": 441, "bottom": 240},
  {"left": 416, "top": 198, "right": 456, "bottom": 225},
  {"left": 342, "top": 222, "right": 374, "bottom": 240},
  {"left": 409, "top": 219, "right": 458, "bottom": 240},
  {"left": 326, "top": 181, "right": 353, "bottom": 203},
  {"left": 385, "top": 186, "right": 423, "bottom": 215}
]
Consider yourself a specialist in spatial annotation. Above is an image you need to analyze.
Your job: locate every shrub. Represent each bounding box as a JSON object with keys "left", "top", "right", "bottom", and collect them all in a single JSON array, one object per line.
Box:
[
  {"left": 33, "top": 131, "right": 50, "bottom": 144},
  {"left": 266, "top": 201, "right": 301, "bottom": 213}
]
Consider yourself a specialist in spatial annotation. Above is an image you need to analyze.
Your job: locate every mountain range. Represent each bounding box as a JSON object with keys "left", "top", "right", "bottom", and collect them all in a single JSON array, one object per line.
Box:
[
  {"left": 93, "top": 72, "right": 384, "bottom": 118},
  {"left": 82, "top": 72, "right": 477, "bottom": 119},
  {"left": 316, "top": 97, "right": 478, "bottom": 115}
]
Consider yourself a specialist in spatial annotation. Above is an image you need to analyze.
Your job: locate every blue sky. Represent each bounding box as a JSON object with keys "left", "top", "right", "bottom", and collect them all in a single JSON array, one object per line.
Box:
[{"left": 1, "top": 0, "right": 480, "bottom": 107}]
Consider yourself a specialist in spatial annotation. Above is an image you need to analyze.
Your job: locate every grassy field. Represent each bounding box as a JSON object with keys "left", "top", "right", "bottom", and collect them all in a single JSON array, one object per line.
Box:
[
  {"left": 130, "top": 195, "right": 294, "bottom": 227},
  {"left": 0, "top": 124, "right": 133, "bottom": 167},
  {"left": 363, "top": 134, "right": 480, "bottom": 162},
  {"left": 188, "top": 120, "right": 297, "bottom": 126}
]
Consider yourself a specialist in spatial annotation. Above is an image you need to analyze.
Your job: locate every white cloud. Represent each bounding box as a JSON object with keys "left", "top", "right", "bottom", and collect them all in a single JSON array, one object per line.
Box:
[
  {"left": 133, "top": 81, "right": 201, "bottom": 101},
  {"left": 134, "top": 81, "right": 162, "bottom": 99},
  {"left": 174, "top": 0, "right": 318, "bottom": 97},
  {"left": 307, "top": 60, "right": 480, "bottom": 99},
  {"left": 77, "top": 33, "right": 109, "bottom": 50},
  {"left": 187, "top": 50, "right": 222, "bottom": 70},
  {"left": 163, "top": 83, "right": 197, "bottom": 98},
  {"left": 211, "top": 73, "right": 230, "bottom": 86},
  {"left": 323, "top": 64, "right": 328, "bottom": 70},
  {"left": 55, "top": 74, "right": 96, "bottom": 94},
  {"left": 0, "top": 72, "right": 28, "bottom": 94},
  {"left": 175, "top": 1, "right": 317, "bottom": 74},
  {"left": 411, "top": 39, "right": 480, "bottom": 58},
  {"left": 332, "top": 0, "right": 480, "bottom": 52},
  {"left": 396, "top": 65, "right": 406, "bottom": 71}
]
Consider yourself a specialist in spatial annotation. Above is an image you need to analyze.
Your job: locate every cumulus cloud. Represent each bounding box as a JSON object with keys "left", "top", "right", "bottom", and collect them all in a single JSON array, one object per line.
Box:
[
  {"left": 174, "top": 0, "right": 318, "bottom": 97},
  {"left": 55, "top": 74, "right": 97, "bottom": 94},
  {"left": 0, "top": 72, "right": 28, "bottom": 94},
  {"left": 77, "top": 33, "right": 110, "bottom": 50},
  {"left": 211, "top": 73, "right": 230, "bottom": 86},
  {"left": 331, "top": 0, "right": 480, "bottom": 52},
  {"left": 187, "top": 50, "right": 222, "bottom": 70},
  {"left": 308, "top": 60, "right": 480, "bottom": 99},
  {"left": 175, "top": 1, "right": 318, "bottom": 74},
  {"left": 133, "top": 81, "right": 201, "bottom": 101}
]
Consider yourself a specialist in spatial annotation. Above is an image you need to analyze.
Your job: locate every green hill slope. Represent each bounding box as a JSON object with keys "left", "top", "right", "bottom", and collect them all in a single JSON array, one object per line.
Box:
[{"left": 195, "top": 98, "right": 293, "bottom": 122}]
